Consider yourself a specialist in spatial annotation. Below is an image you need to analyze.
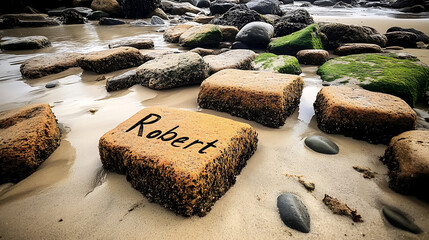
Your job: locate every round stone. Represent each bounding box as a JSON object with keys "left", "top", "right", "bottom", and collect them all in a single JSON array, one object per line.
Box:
[{"left": 304, "top": 135, "right": 339, "bottom": 154}]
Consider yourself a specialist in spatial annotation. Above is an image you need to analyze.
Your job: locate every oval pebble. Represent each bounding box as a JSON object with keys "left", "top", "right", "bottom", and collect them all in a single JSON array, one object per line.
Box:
[
  {"left": 382, "top": 206, "right": 422, "bottom": 234},
  {"left": 304, "top": 135, "right": 339, "bottom": 154},
  {"left": 45, "top": 80, "right": 59, "bottom": 88},
  {"left": 277, "top": 193, "right": 311, "bottom": 233}
]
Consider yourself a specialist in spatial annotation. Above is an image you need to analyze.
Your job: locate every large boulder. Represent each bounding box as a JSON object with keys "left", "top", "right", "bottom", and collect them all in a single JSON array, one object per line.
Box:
[
  {"left": 274, "top": 9, "right": 314, "bottom": 37},
  {"left": 268, "top": 24, "right": 324, "bottom": 55},
  {"left": 78, "top": 47, "right": 144, "bottom": 74},
  {"left": 209, "top": 5, "right": 263, "bottom": 29},
  {"left": 382, "top": 130, "right": 429, "bottom": 199},
  {"left": 385, "top": 31, "right": 417, "bottom": 48},
  {"left": 319, "top": 22, "right": 387, "bottom": 49},
  {"left": 179, "top": 24, "right": 223, "bottom": 48},
  {"left": 210, "top": 0, "right": 237, "bottom": 15},
  {"left": 254, "top": 53, "right": 301, "bottom": 74},
  {"left": 235, "top": 21, "right": 274, "bottom": 49},
  {"left": 203, "top": 49, "right": 257, "bottom": 73},
  {"left": 91, "top": 0, "right": 121, "bottom": 15},
  {"left": 246, "top": 0, "right": 282, "bottom": 15},
  {"left": 20, "top": 53, "right": 83, "bottom": 79},
  {"left": 0, "top": 104, "right": 61, "bottom": 184},
  {"left": 0, "top": 36, "right": 50, "bottom": 50},
  {"left": 317, "top": 53, "right": 429, "bottom": 106},
  {"left": 163, "top": 24, "right": 193, "bottom": 43},
  {"left": 386, "top": 26, "right": 429, "bottom": 43},
  {"left": 313, "top": 86, "right": 416, "bottom": 144},
  {"left": 118, "top": 0, "right": 161, "bottom": 18},
  {"left": 161, "top": 0, "right": 202, "bottom": 15}
]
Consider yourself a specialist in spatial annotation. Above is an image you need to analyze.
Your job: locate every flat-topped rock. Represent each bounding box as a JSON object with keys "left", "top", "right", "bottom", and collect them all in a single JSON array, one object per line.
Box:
[
  {"left": 383, "top": 130, "right": 429, "bottom": 199},
  {"left": 163, "top": 24, "right": 193, "bottom": 43},
  {"left": 203, "top": 49, "right": 257, "bottom": 73},
  {"left": 78, "top": 47, "right": 144, "bottom": 74},
  {"left": 109, "top": 39, "right": 154, "bottom": 49},
  {"left": 0, "top": 36, "right": 50, "bottom": 50},
  {"left": 198, "top": 69, "right": 304, "bottom": 128},
  {"left": 296, "top": 49, "right": 329, "bottom": 65},
  {"left": 20, "top": 53, "right": 83, "bottom": 79},
  {"left": 179, "top": 24, "right": 223, "bottom": 48},
  {"left": 219, "top": 25, "right": 239, "bottom": 42},
  {"left": 254, "top": 53, "right": 301, "bottom": 74},
  {"left": 0, "top": 104, "right": 61, "bottom": 184},
  {"left": 333, "top": 43, "right": 382, "bottom": 56},
  {"left": 139, "top": 49, "right": 179, "bottom": 62},
  {"left": 0, "top": 14, "right": 49, "bottom": 21},
  {"left": 99, "top": 106, "right": 258, "bottom": 216},
  {"left": 161, "top": 0, "right": 203, "bottom": 15},
  {"left": 314, "top": 86, "right": 416, "bottom": 144}
]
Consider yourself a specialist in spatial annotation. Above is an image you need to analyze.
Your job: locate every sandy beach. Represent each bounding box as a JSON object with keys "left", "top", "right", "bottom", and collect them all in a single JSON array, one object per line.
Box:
[{"left": 0, "top": 6, "right": 429, "bottom": 239}]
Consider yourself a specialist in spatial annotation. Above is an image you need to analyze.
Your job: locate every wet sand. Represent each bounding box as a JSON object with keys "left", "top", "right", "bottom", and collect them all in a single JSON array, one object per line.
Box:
[{"left": 0, "top": 15, "right": 428, "bottom": 239}]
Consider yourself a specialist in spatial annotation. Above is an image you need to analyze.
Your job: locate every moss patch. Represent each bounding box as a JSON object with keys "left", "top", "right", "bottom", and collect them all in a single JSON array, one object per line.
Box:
[
  {"left": 268, "top": 24, "right": 323, "bottom": 55},
  {"left": 317, "top": 54, "right": 429, "bottom": 106},
  {"left": 255, "top": 53, "right": 302, "bottom": 75},
  {"left": 180, "top": 25, "right": 223, "bottom": 48}
]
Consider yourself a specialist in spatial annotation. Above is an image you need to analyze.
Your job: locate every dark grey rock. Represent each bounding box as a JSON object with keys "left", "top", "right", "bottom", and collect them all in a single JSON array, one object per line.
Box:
[
  {"left": 45, "top": 80, "right": 59, "bottom": 88},
  {"left": 48, "top": 7, "right": 93, "bottom": 17},
  {"left": 197, "top": 0, "right": 211, "bottom": 8},
  {"left": 61, "top": 9, "right": 87, "bottom": 24},
  {"left": 87, "top": 11, "right": 110, "bottom": 20},
  {"left": 106, "top": 70, "right": 138, "bottom": 92},
  {"left": 304, "top": 135, "right": 339, "bottom": 154},
  {"left": 99, "top": 17, "right": 126, "bottom": 25},
  {"left": 382, "top": 206, "right": 422, "bottom": 234},
  {"left": 333, "top": 1, "right": 353, "bottom": 7},
  {"left": 387, "top": 27, "right": 429, "bottom": 43},
  {"left": 231, "top": 41, "right": 251, "bottom": 49},
  {"left": 391, "top": 0, "right": 424, "bottom": 8},
  {"left": 400, "top": 4, "right": 425, "bottom": 12},
  {"left": 277, "top": 193, "right": 311, "bottom": 233},
  {"left": 313, "top": 0, "right": 336, "bottom": 6},
  {"left": 385, "top": 31, "right": 417, "bottom": 48},
  {"left": 246, "top": 0, "right": 282, "bottom": 15},
  {"left": 235, "top": 21, "right": 274, "bottom": 49},
  {"left": 0, "top": 36, "right": 50, "bottom": 50},
  {"left": 210, "top": 0, "right": 237, "bottom": 15},
  {"left": 151, "top": 15, "right": 165, "bottom": 25},
  {"left": 274, "top": 9, "right": 314, "bottom": 37},
  {"left": 334, "top": 43, "right": 382, "bottom": 56},
  {"left": 118, "top": 0, "right": 161, "bottom": 18},
  {"left": 209, "top": 5, "right": 263, "bottom": 29},
  {"left": 130, "top": 20, "right": 150, "bottom": 26}
]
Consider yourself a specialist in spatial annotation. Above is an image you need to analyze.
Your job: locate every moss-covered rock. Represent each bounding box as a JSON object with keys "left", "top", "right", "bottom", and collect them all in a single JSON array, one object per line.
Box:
[
  {"left": 179, "top": 24, "right": 223, "bottom": 48},
  {"left": 268, "top": 24, "right": 323, "bottom": 56},
  {"left": 254, "top": 53, "right": 302, "bottom": 74},
  {"left": 317, "top": 54, "right": 429, "bottom": 107}
]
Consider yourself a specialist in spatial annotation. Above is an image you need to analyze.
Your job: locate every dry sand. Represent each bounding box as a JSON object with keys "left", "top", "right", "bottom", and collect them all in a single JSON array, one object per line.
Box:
[{"left": 0, "top": 16, "right": 428, "bottom": 239}]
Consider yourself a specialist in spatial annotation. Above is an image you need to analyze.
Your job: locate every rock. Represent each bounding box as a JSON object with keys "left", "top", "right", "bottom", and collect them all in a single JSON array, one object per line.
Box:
[
  {"left": 149, "top": 7, "right": 168, "bottom": 20},
  {"left": 323, "top": 194, "right": 363, "bottom": 222},
  {"left": 190, "top": 47, "right": 215, "bottom": 56},
  {"left": 273, "top": 9, "right": 314, "bottom": 37},
  {"left": 0, "top": 104, "right": 61, "bottom": 184},
  {"left": 91, "top": 0, "right": 121, "bottom": 14},
  {"left": 61, "top": 9, "right": 87, "bottom": 24},
  {"left": 296, "top": 49, "right": 329, "bottom": 65},
  {"left": 382, "top": 130, "right": 429, "bottom": 198},
  {"left": 193, "top": 15, "right": 215, "bottom": 24},
  {"left": 1, "top": 14, "right": 49, "bottom": 21},
  {"left": 277, "top": 193, "right": 311, "bottom": 233},
  {"left": 386, "top": 27, "right": 429, "bottom": 43},
  {"left": 20, "top": 53, "right": 83, "bottom": 79},
  {"left": 203, "top": 49, "right": 257, "bottom": 73},
  {"left": 317, "top": 53, "right": 429, "bottom": 106},
  {"left": 254, "top": 53, "right": 301, "bottom": 74},
  {"left": 235, "top": 21, "right": 274, "bottom": 49},
  {"left": 219, "top": 25, "right": 239, "bottom": 42},
  {"left": 382, "top": 206, "right": 422, "bottom": 234},
  {"left": 106, "top": 69, "right": 138, "bottom": 92},
  {"left": 45, "top": 80, "right": 59, "bottom": 88},
  {"left": 304, "top": 135, "right": 339, "bottom": 154},
  {"left": 14, "top": 19, "right": 61, "bottom": 28},
  {"left": 333, "top": 43, "right": 382, "bottom": 56},
  {"left": 78, "top": 47, "right": 144, "bottom": 74},
  {"left": 135, "top": 52, "right": 209, "bottom": 89},
  {"left": 391, "top": 0, "right": 424, "bottom": 8},
  {"left": 313, "top": 0, "right": 336, "bottom": 6},
  {"left": 150, "top": 15, "right": 165, "bottom": 25},
  {"left": 313, "top": 86, "right": 416, "bottom": 144},
  {"left": 109, "top": 39, "right": 154, "bottom": 49},
  {"left": 268, "top": 24, "right": 324, "bottom": 56},
  {"left": 385, "top": 31, "right": 417, "bottom": 48},
  {"left": 198, "top": 69, "right": 304, "bottom": 127},
  {"left": 179, "top": 24, "right": 223, "bottom": 48},
  {"left": 119, "top": 0, "right": 161, "bottom": 18},
  {"left": 48, "top": 7, "right": 93, "bottom": 17},
  {"left": 209, "top": 5, "right": 263, "bottom": 29},
  {"left": 319, "top": 22, "right": 387, "bottom": 49},
  {"left": 139, "top": 49, "right": 179, "bottom": 62},
  {"left": 0, "top": 36, "right": 50, "bottom": 50},
  {"left": 333, "top": 1, "right": 353, "bottom": 7},
  {"left": 99, "top": 106, "right": 258, "bottom": 216},
  {"left": 99, "top": 17, "right": 125, "bottom": 25},
  {"left": 352, "top": 166, "right": 376, "bottom": 179},
  {"left": 163, "top": 24, "right": 193, "bottom": 43},
  {"left": 210, "top": 0, "right": 237, "bottom": 14},
  {"left": 399, "top": 4, "right": 425, "bottom": 12},
  {"left": 161, "top": 0, "right": 202, "bottom": 15},
  {"left": 246, "top": 0, "right": 282, "bottom": 15},
  {"left": 129, "top": 20, "right": 150, "bottom": 26},
  {"left": 73, "top": 0, "right": 93, "bottom": 7},
  {"left": 197, "top": 0, "right": 211, "bottom": 8},
  {"left": 87, "top": 10, "right": 110, "bottom": 20},
  {"left": 231, "top": 41, "right": 250, "bottom": 49}
]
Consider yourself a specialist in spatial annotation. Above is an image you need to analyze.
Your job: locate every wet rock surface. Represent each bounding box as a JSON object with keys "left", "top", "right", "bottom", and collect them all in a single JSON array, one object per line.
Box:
[
  {"left": 385, "top": 31, "right": 418, "bottom": 48},
  {"left": 209, "top": 6, "right": 263, "bottom": 29},
  {"left": 382, "top": 206, "right": 422, "bottom": 234},
  {"left": 333, "top": 43, "right": 382, "bottom": 55},
  {"left": 296, "top": 49, "right": 329, "bottom": 65},
  {"left": 0, "top": 36, "right": 50, "bottom": 50},
  {"left": 235, "top": 21, "right": 274, "bottom": 49},
  {"left": 163, "top": 24, "right": 194, "bottom": 43},
  {"left": 273, "top": 9, "right": 314, "bottom": 37},
  {"left": 203, "top": 49, "right": 257, "bottom": 73},
  {"left": 99, "top": 17, "right": 126, "bottom": 25},
  {"left": 0, "top": 104, "right": 61, "bottom": 184},
  {"left": 277, "top": 193, "right": 311, "bottom": 233},
  {"left": 109, "top": 39, "right": 154, "bottom": 49},
  {"left": 386, "top": 26, "right": 429, "bottom": 43},
  {"left": 304, "top": 135, "right": 339, "bottom": 154},
  {"left": 179, "top": 24, "right": 223, "bottom": 48}
]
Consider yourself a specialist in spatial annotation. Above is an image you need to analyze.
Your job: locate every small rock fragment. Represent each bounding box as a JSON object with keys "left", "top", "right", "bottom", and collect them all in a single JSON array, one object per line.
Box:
[
  {"left": 323, "top": 194, "right": 363, "bottom": 222},
  {"left": 353, "top": 166, "right": 376, "bottom": 179},
  {"left": 45, "top": 80, "right": 59, "bottom": 88}
]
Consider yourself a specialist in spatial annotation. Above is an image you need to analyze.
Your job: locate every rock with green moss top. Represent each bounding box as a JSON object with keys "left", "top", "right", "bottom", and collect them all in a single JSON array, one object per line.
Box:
[
  {"left": 254, "top": 53, "right": 301, "bottom": 74},
  {"left": 268, "top": 24, "right": 323, "bottom": 56},
  {"left": 317, "top": 53, "right": 429, "bottom": 107},
  {"left": 179, "top": 24, "right": 223, "bottom": 48}
]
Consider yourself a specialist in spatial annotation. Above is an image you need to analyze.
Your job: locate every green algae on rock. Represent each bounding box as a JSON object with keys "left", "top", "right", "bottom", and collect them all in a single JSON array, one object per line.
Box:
[
  {"left": 254, "top": 53, "right": 302, "bottom": 75},
  {"left": 179, "top": 24, "right": 223, "bottom": 48},
  {"left": 317, "top": 54, "right": 429, "bottom": 106},
  {"left": 268, "top": 24, "right": 323, "bottom": 56}
]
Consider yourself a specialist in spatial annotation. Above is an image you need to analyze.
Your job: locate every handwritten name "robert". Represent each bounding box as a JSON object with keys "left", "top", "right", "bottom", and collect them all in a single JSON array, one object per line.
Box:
[{"left": 126, "top": 113, "right": 218, "bottom": 154}]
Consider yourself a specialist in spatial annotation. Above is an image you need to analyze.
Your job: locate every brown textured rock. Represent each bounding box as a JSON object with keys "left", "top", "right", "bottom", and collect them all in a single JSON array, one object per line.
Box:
[
  {"left": 20, "top": 53, "right": 83, "bottom": 79},
  {"left": 0, "top": 104, "right": 61, "bottom": 184},
  {"left": 198, "top": 69, "right": 304, "bottom": 128},
  {"left": 0, "top": 36, "right": 50, "bottom": 50},
  {"left": 219, "top": 25, "right": 239, "bottom": 42},
  {"left": 190, "top": 47, "right": 215, "bottom": 56},
  {"left": 78, "top": 47, "right": 144, "bottom": 74},
  {"left": 296, "top": 49, "right": 329, "bottom": 65},
  {"left": 163, "top": 24, "right": 193, "bottom": 43},
  {"left": 193, "top": 16, "right": 215, "bottom": 24},
  {"left": 382, "top": 130, "right": 429, "bottom": 198},
  {"left": 91, "top": 0, "right": 121, "bottom": 14},
  {"left": 139, "top": 49, "right": 178, "bottom": 62},
  {"left": 99, "top": 106, "right": 258, "bottom": 216},
  {"left": 334, "top": 43, "right": 382, "bottom": 56},
  {"left": 203, "top": 49, "right": 257, "bottom": 74},
  {"left": 108, "top": 39, "right": 154, "bottom": 49},
  {"left": 314, "top": 86, "right": 416, "bottom": 144}
]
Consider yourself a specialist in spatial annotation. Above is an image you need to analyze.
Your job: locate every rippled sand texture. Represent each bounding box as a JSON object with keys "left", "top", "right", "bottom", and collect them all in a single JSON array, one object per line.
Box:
[{"left": 0, "top": 15, "right": 429, "bottom": 239}]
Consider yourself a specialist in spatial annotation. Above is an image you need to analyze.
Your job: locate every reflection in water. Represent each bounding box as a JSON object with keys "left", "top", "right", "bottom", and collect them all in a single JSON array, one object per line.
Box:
[{"left": 298, "top": 86, "right": 321, "bottom": 124}]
